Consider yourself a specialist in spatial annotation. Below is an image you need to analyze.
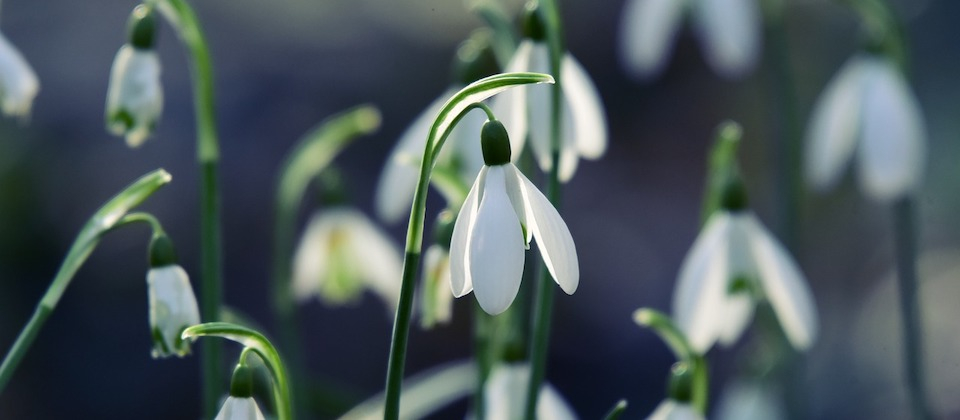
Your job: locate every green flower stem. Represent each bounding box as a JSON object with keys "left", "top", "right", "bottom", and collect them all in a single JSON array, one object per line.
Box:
[
  {"left": 384, "top": 72, "right": 554, "bottom": 420},
  {"left": 524, "top": 1, "right": 564, "bottom": 419},
  {"left": 183, "top": 322, "right": 293, "bottom": 420},
  {"left": 151, "top": 0, "right": 223, "bottom": 415},
  {"left": 893, "top": 198, "right": 931, "bottom": 420},
  {"left": 114, "top": 212, "right": 165, "bottom": 235},
  {"left": 634, "top": 308, "right": 709, "bottom": 414},
  {"left": 270, "top": 105, "right": 381, "bottom": 415},
  {"left": 602, "top": 399, "right": 628, "bottom": 420},
  {"left": 0, "top": 169, "right": 171, "bottom": 394}
]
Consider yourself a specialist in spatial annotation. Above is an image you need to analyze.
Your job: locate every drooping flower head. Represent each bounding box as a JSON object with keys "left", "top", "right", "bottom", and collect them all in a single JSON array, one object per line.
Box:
[
  {"left": 804, "top": 53, "right": 925, "bottom": 201},
  {"left": 215, "top": 362, "right": 267, "bottom": 420},
  {"left": 647, "top": 361, "right": 704, "bottom": 420},
  {"left": 491, "top": 6, "right": 607, "bottom": 183},
  {"left": 0, "top": 31, "right": 38, "bottom": 118},
  {"left": 618, "top": 0, "right": 761, "bottom": 80},
  {"left": 106, "top": 5, "right": 163, "bottom": 148},
  {"left": 146, "top": 233, "right": 200, "bottom": 358},
  {"left": 292, "top": 206, "right": 402, "bottom": 311},
  {"left": 673, "top": 177, "right": 818, "bottom": 354},
  {"left": 450, "top": 119, "right": 578, "bottom": 315}
]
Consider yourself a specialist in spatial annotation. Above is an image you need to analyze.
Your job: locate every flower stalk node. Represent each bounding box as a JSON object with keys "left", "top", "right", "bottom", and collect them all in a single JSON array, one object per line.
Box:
[
  {"left": 481, "top": 119, "right": 512, "bottom": 166},
  {"left": 149, "top": 233, "right": 177, "bottom": 268},
  {"left": 128, "top": 5, "right": 158, "bottom": 50},
  {"left": 719, "top": 175, "right": 748, "bottom": 212},
  {"left": 667, "top": 362, "right": 694, "bottom": 403},
  {"left": 229, "top": 363, "right": 255, "bottom": 399}
]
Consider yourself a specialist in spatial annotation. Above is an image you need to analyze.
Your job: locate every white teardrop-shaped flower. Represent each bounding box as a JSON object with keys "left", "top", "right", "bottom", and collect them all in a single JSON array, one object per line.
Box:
[
  {"left": 672, "top": 210, "right": 818, "bottom": 354},
  {"left": 450, "top": 161, "right": 578, "bottom": 315},
  {"left": 0, "top": 32, "right": 38, "bottom": 118},
  {"left": 292, "top": 207, "right": 402, "bottom": 311},
  {"left": 105, "top": 44, "right": 163, "bottom": 148},
  {"left": 482, "top": 362, "right": 578, "bottom": 420},
  {"left": 147, "top": 264, "right": 201, "bottom": 358},
  {"left": 214, "top": 396, "right": 267, "bottom": 420},
  {"left": 492, "top": 39, "right": 608, "bottom": 182},
  {"left": 647, "top": 399, "right": 704, "bottom": 420},
  {"left": 805, "top": 54, "right": 925, "bottom": 201},
  {"left": 618, "top": 0, "right": 760, "bottom": 80},
  {"left": 375, "top": 86, "right": 488, "bottom": 224}
]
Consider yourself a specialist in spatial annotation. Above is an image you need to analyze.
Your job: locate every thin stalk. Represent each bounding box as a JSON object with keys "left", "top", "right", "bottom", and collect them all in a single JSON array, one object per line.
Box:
[
  {"left": 524, "top": 0, "right": 564, "bottom": 418},
  {"left": 154, "top": 0, "right": 223, "bottom": 415},
  {"left": 893, "top": 197, "right": 931, "bottom": 420}
]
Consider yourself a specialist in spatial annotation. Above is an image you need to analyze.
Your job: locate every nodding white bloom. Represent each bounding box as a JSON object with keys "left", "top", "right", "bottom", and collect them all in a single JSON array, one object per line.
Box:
[
  {"left": 147, "top": 260, "right": 201, "bottom": 358},
  {"left": 482, "top": 363, "right": 578, "bottom": 420},
  {"left": 647, "top": 400, "right": 703, "bottom": 420},
  {"left": 715, "top": 378, "right": 785, "bottom": 420},
  {"left": 804, "top": 54, "right": 926, "bottom": 201},
  {"left": 451, "top": 120, "right": 578, "bottom": 315},
  {"left": 673, "top": 189, "right": 817, "bottom": 354},
  {"left": 375, "top": 87, "right": 487, "bottom": 223},
  {"left": 492, "top": 25, "right": 607, "bottom": 183},
  {"left": 292, "top": 207, "right": 402, "bottom": 311},
  {"left": 214, "top": 397, "right": 266, "bottom": 420},
  {"left": 106, "top": 7, "right": 162, "bottom": 148},
  {"left": 0, "top": 32, "right": 38, "bottom": 118},
  {"left": 618, "top": 0, "right": 761, "bottom": 80}
]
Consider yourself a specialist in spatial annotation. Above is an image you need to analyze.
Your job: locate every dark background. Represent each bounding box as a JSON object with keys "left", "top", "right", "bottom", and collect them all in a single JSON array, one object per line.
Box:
[{"left": 1, "top": 0, "right": 959, "bottom": 418}]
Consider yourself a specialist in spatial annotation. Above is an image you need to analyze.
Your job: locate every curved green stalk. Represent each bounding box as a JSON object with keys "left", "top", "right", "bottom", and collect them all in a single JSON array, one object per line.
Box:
[
  {"left": 602, "top": 399, "right": 628, "bottom": 420},
  {"left": 270, "top": 105, "right": 381, "bottom": 415},
  {"left": 701, "top": 121, "right": 742, "bottom": 225},
  {"left": 0, "top": 169, "right": 171, "bottom": 394},
  {"left": 151, "top": 0, "right": 223, "bottom": 415},
  {"left": 384, "top": 72, "right": 553, "bottom": 420},
  {"left": 183, "top": 322, "right": 293, "bottom": 420},
  {"left": 634, "top": 308, "right": 709, "bottom": 414}
]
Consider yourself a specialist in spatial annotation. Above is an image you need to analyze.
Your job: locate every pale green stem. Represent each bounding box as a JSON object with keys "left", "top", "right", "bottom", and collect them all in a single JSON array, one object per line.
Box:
[
  {"left": 894, "top": 198, "right": 931, "bottom": 420},
  {"left": 602, "top": 399, "right": 628, "bottom": 420},
  {"left": 183, "top": 322, "right": 293, "bottom": 420},
  {"left": 382, "top": 73, "right": 554, "bottom": 420},
  {"left": 633, "top": 308, "right": 709, "bottom": 413},
  {"left": 151, "top": 0, "right": 223, "bottom": 415},
  {"left": 0, "top": 170, "right": 171, "bottom": 394}
]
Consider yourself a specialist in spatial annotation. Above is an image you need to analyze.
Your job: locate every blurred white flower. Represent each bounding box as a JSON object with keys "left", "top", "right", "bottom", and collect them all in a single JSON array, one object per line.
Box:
[
  {"left": 714, "top": 378, "right": 785, "bottom": 420},
  {"left": 105, "top": 44, "right": 163, "bottom": 148},
  {"left": 292, "top": 207, "right": 402, "bottom": 311},
  {"left": 647, "top": 399, "right": 703, "bottom": 420},
  {"left": 450, "top": 120, "right": 578, "bottom": 315},
  {"left": 618, "top": 0, "right": 761, "bottom": 80},
  {"left": 419, "top": 244, "right": 454, "bottom": 328},
  {"left": 482, "top": 362, "right": 578, "bottom": 420},
  {"left": 804, "top": 54, "right": 926, "bottom": 201},
  {"left": 492, "top": 38, "right": 607, "bottom": 182},
  {"left": 0, "top": 32, "right": 38, "bottom": 118},
  {"left": 673, "top": 209, "right": 818, "bottom": 354},
  {"left": 147, "top": 264, "right": 200, "bottom": 358},
  {"left": 214, "top": 396, "right": 266, "bottom": 420},
  {"left": 375, "top": 86, "right": 487, "bottom": 224}
]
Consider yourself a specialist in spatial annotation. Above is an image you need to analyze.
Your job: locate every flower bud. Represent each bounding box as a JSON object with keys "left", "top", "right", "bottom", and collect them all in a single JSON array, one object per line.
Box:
[{"left": 146, "top": 234, "right": 200, "bottom": 358}]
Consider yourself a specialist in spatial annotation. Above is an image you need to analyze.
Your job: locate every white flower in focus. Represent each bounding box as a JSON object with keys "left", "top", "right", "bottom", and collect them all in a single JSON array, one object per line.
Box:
[
  {"left": 618, "top": 0, "right": 761, "bottom": 80},
  {"left": 450, "top": 120, "right": 578, "bottom": 315},
  {"left": 492, "top": 38, "right": 607, "bottom": 182},
  {"left": 147, "top": 264, "right": 201, "bottom": 358},
  {"left": 647, "top": 399, "right": 704, "bottom": 420},
  {"left": 673, "top": 207, "right": 818, "bottom": 354},
  {"left": 292, "top": 207, "right": 402, "bottom": 311},
  {"left": 105, "top": 44, "right": 163, "bottom": 148},
  {"left": 483, "top": 362, "right": 578, "bottom": 420},
  {"left": 0, "top": 32, "right": 38, "bottom": 118},
  {"left": 419, "top": 244, "right": 454, "bottom": 328},
  {"left": 714, "top": 378, "right": 785, "bottom": 420},
  {"left": 375, "top": 87, "right": 487, "bottom": 223},
  {"left": 214, "top": 396, "right": 266, "bottom": 420},
  {"left": 804, "top": 54, "right": 926, "bottom": 201}
]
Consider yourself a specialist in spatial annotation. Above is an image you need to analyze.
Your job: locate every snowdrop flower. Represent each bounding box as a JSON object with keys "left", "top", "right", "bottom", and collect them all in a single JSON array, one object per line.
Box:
[
  {"left": 292, "top": 207, "right": 402, "bottom": 311},
  {"left": 673, "top": 180, "right": 817, "bottom": 354},
  {"left": 106, "top": 6, "right": 163, "bottom": 148},
  {"left": 804, "top": 53, "right": 925, "bottom": 201},
  {"left": 216, "top": 363, "right": 267, "bottom": 420},
  {"left": 419, "top": 211, "right": 456, "bottom": 329},
  {"left": 451, "top": 119, "right": 578, "bottom": 315},
  {"left": 482, "top": 362, "right": 578, "bottom": 420},
  {"left": 146, "top": 234, "right": 200, "bottom": 358},
  {"left": 0, "top": 32, "right": 38, "bottom": 118},
  {"left": 618, "top": 0, "right": 761, "bottom": 80},
  {"left": 492, "top": 10, "right": 607, "bottom": 183},
  {"left": 647, "top": 400, "right": 703, "bottom": 420}
]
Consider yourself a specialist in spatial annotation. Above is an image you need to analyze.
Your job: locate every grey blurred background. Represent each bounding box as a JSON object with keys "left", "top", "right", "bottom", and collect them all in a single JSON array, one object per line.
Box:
[{"left": 1, "top": 0, "right": 959, "bottom": 418}]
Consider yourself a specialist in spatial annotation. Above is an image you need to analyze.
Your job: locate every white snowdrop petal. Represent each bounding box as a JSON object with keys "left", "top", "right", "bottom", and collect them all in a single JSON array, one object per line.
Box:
[
  {"left": 538, "top": 383, "right": 579, "bottom": 420},
  {"left": 717, "top": 293, "right": 754, "bottom": 347},
  {"left": 0, "top": 33, "right": 38, "bottom": 118},
  {"left": 215, "top": 396, "right": 267, "bottom": 420},
  {"left": 647, "top": 399, "right": 704, "bottom": 420},
  {"left": 743, "top": 214, "right": 818, "bottom": 350},
  {"left": 483, "top": 363, "right": 578, "bottom": 420},
  {"left": 804, "top": 56, "right": 865, "bottom": 192},
  {"left": 561, "top": 54, "right": 607, "bottom": 160},
  {"left": 452, "top": 107, "right": 488, "bottom": 184},
  {"left": 618, "top": 0, "right": 686, "bottom": 80},
  {"left": 692, "top": 0, "right": 760, "bottom": 78},
  {"left": 105, "top": 45, "right": 163, "bottom": 148},
  {"left": 147, "top": 265, "right": 200, "bottom": 357},
  {"left": 449, "top": 167, "right": 487, "bottom": 297},
  {"left": 857, "top": 57, "right": 926, "bottom": 200},
  {"left": 715, "top": 379, "right": 786, "bottom": 420},
  {"left": 524, "top": 43, "right": 555, "bottom": 174},
  {"left": 342, "top": 209, "right": 403, "bottom": 310},
  {"left": 291, "top": 213, "right": 333, "bottom": 301},
  {"left": 503, "top": 164, "right": 530, "bottom": 244},
  {"left": 673, "top": 213, "right": 732, "bottom": 354},
  {"left": 511, "top": 165, "right": 579, "bottom": 294},
  {"left": 492, "top": 41, "right": 532, "bottom": 160},
  {"left": 470, "top": 167, "right": 526, "bottom": 315}
]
